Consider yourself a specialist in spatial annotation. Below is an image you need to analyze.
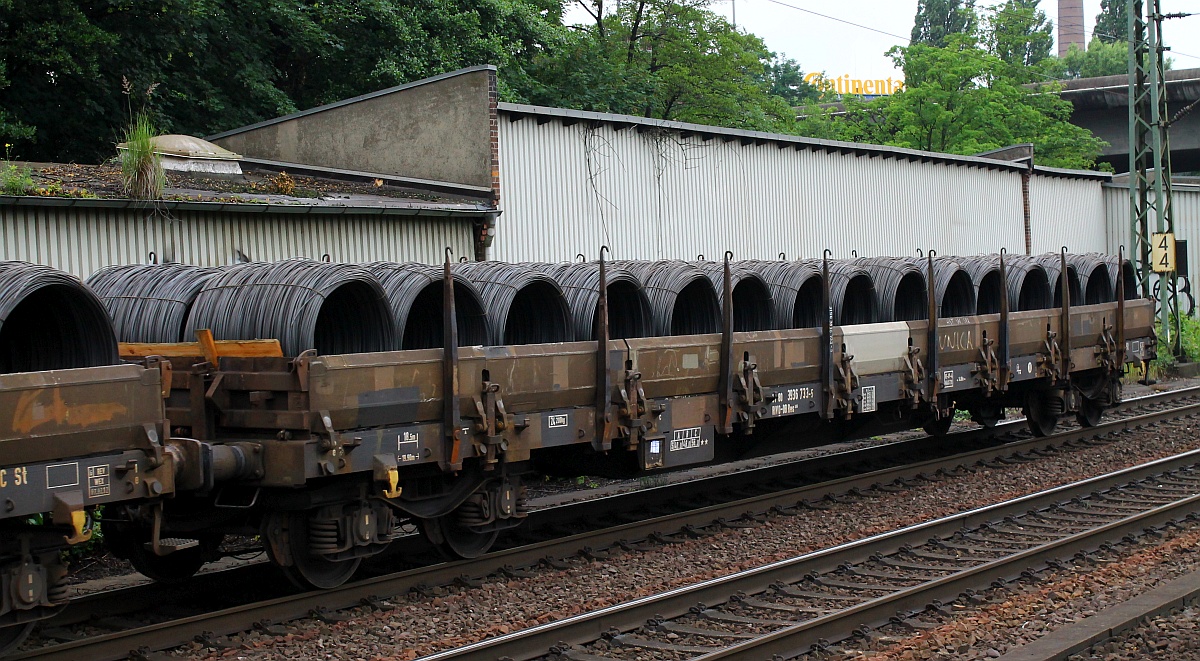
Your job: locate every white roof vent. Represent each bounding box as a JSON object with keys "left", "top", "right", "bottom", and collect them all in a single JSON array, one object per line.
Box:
[{"left": 119, "top": 134, "right": 244, "bottom": 175}]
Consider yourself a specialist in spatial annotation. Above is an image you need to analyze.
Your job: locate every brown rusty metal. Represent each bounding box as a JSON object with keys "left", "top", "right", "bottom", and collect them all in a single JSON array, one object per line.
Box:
[
  {"left": 1060, "top": 246, "right": 1073, "bottom": 382},
  {"left": 821, "top": 250, "right": 835, "bottom": 420},
  {"left": 443, "top": 248, "right": 463, "bottom": 472},
  {"left": 595, "top": 246, "right": 613, "bottom": 452},
  {"left": 718, "top": 251, "right": 735, "bottom": 435},
  {"left": 926, "top": 250, "right": 939, "bottom": 410},
  {"left": 998, "top": 249, "right": 1011, "bottom": 390}
]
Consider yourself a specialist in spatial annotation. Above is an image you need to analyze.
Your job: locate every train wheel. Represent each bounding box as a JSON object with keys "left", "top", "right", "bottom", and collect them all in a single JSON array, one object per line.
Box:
[
  {"left": 0, "top": 622, "right": 35, "bottom": 656},
  {"left": 421, "top": 514, "right": 498, "bottom": 560},
  {"left": 971, "top": 403, "right": 1004, "bottom": 429},
  {"left": 265, "top": 511, "right": 361, "bottom": 590},
  {"left": 923, "top": 414, "right": 953, "bottom": 437},
  {"left": 1076, "top": 397, "right": 1105, "bottom": 428},
  {"left": 1023, "top": 392, "right": 1060, "bottom": 437}
]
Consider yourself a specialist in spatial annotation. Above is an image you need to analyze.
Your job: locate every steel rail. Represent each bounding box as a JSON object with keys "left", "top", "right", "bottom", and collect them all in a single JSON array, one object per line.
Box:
[{"left": 424, "top": 436, "right": 1200, "bottom": 661}]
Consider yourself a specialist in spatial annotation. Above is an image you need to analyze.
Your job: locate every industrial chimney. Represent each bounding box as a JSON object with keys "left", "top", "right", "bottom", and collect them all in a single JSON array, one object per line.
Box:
[{"left": 1058, "top": 0, "right": 1085, "bottom": 56}]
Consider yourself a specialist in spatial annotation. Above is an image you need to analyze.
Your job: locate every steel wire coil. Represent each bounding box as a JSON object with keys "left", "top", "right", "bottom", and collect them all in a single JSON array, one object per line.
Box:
[
  {"left": 853, "top": 257, "right": 928, "bottom": 322},
  {"left": 86, "top": 264, "right": 218, "bottom": 343},
  {"left": 959, "top": 255, "right": 1006, "bottom": 315},
  {"left": 692, "top": 261, "right": 776, "bottom": 331},
  {"left": 1102, "top": 255, "right": 1139, "bottom": 300},
  {"left": 454, "top": 261, "right": 573, "bottom": 345},
  {"left": 185, "top": 259, "right": 395, "bottom": 357},
  {"left": 997, "top": 254, "right": 1054, "bottom": 310},
  {"left": 616, "top": 260, "right": 720, "bottom": 336},
  {"left": 538, "top": 262, "right": 654, "bottom": 340},
  {"left": 366, "top": 262, "right": 491, "bottom": 349},
  {"left": 0, "top": 261, "right": 118, "bottom": 373},
  {"left": 899, "top": 256, "right": 977, "bottom": 318},
  {"left": 1066, "top": 253, "right": 1114, "bottom": 305},
  {"left": 740, "top": 260, "right": 823, "bottom": 329},
  {"left": 798, "top": 259, "right": 878, "bottom": 325},
  {"left": 1034, "top": 253, "right": 1083, "bottom": 307}
]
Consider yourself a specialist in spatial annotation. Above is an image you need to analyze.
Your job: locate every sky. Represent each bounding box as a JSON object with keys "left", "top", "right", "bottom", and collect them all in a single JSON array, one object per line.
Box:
[{"left": 565, "top": 0, "right": 1200, "bottom": 82}]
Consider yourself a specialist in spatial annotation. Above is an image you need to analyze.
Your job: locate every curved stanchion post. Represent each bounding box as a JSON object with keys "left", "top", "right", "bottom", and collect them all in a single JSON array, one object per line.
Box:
[
  {"left": 718, "top": 251, "right": 735, "bottom": 435},
  {"left": 1060, "top": 246, "right": 1072, "bottom": 383},
  {"left": 926, "top": 249, "right": 939, "bottom": 410},
  {"left": 999, "top": 249, "right": 1010, "bottom": 391},
  {"left": 594, "top": 247, "right": 612, "bottom": 452},
  {"left": 821, "top": 249, "right": 835, "bottom": 420},
  {"left": 1118, "top": 246, "right": 1127, "bottom": 371},
  {"left": 442, "top": 247, "right": 462, "bottom": 471}
]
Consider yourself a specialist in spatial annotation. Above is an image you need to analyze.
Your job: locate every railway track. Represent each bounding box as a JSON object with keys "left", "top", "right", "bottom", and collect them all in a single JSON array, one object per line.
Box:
[
  {"left": 425, "top": 440, "right": 1200, "bottom": 661},
  {"left": 12, "top": 385, "right": 1200, "bottom": 661}
]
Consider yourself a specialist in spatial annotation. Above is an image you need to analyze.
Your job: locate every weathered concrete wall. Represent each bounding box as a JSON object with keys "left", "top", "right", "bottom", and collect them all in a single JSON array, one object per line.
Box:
[{"left": 210, "top": 66, "right": 496, "bottom": 191}]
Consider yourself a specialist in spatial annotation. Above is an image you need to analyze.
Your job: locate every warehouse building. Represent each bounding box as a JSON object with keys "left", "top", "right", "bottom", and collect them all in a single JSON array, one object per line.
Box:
[{"left": 3, "top": 65, "right": 1197, "bottom": 285}]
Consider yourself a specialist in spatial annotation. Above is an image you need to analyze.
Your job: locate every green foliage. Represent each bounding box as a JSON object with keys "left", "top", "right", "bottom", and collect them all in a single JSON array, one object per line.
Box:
[
  {"left": 1, "top": 143, "right": 32, "bottom": 195},
  {"left": 911, "top": 0, "right": 978, "bottom": 48},
  {"left": 984, "top": 0, "right": 1052, "bottom": 67},
  {"left": 1048, "top": 38, "right": 1130, "bottom": 79},
  {"left": 1094, "top": 0, "right": 1128, "bottom": 44},
  {"left": 796, "top": 23, "right": 1106, "bottom": 171},
  {"left": 120, "top": 114, "right": 164, "bottom": 200},
  {"left": 1153, "top": 314, "right": 1200, "bottom": 372},
  {"left": 0, "top": 0, "right": 566, "bottom": 163},
  {"left": 509, "top": 0, "right": 806, "bottom": 132}
]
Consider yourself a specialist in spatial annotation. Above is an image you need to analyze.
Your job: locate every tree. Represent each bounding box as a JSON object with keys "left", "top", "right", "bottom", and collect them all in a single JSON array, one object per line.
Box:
[
  {"left": 0, "top": 0, "right": 566, "bottom": 163},
  {"left": 986, "top": 0, "right": 1053, "bottom": 67},
  {"left": 509, "top": 0, "right": 804, "bottom": 132},
  {"left": 795, "top": 36, "right": 1107, "bottom": 169},
  {"left": 1052, "top": 38, "right": 1130, "bottom": 78},
  {"left": 1094, "top": 0, "right": 1129, "bottom": 44},
  {"left": 911, "top": 0, "right": 978, "bottom": 48}
]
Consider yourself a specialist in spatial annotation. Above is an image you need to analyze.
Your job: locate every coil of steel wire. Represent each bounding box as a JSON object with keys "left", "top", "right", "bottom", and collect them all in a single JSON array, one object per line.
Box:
[
  {"left": 958, "top": 254, "right": 1006, "bottom": 315},
  {"left": 86, "top": 263, "right": 218, "bottom": 343},
  {"left": 617, "top": 260, "right": 720, "bottom": 336},
  {"left": 454, "top": 261, "right": 573, "bottom": 345},
  {"left": 539, "top": 262, "right": 654, "bottom": 340},
  {"left": 366, "top": 262, "right": 491, "bottom": 349},
  {"left": 797, "top": 259, "right": 878, "bottom": 325},
  {"left": 1103, "top": 254, "right": 1139, "bottom": 300},
  {"left": 692, "top": 260, "right": 776, "bottom": 331},
  {"left": 0, "top": 261, "right": 118, "bottom": 373},
  {"left": 1066, "top": 253, "right": 1114, "bottom": 305},
  {"left": 740, "top": 260, "right": 823, "bottom": 329},
  {"left": 185, "top": 259, "right": 395, "bottom": 357},
  {"left": 898, "top": 256, "right": 977, "bottom": 318},
  {"left": 853, "top": 256, "right": 928, "bottom": 322},
  {"left": 1034, "top": 253, "right": 1083, "bottom": 307},
  {"left": 998, "top": 254, "right": 1054, "bottom": 311}
]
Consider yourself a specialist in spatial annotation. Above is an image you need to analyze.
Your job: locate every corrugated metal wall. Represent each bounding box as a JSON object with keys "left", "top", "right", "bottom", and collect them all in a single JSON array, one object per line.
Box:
[
  {"left": 1105, "top": 183, "right": 1200, "bottom": 309},
  {"left": 0, "top": 205, "right": 476, "bottom": 280},
  {"left": 496, "top": 118, "right": 1108, "bottom": 262},
  {"left": 1028, "top": 174, "right": 1108, "bottom": 253}
]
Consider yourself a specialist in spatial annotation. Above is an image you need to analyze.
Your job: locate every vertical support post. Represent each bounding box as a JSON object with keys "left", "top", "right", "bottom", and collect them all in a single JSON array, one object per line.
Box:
[
  {"left": 718, "top": 251, "right": 735, "bottom": 435},
  {"left": 998, "top": 249, "right": 1011, "bottom": 391},
  {"left": 926, "top": 250, "right": 939, "bottom": 409},
  {"left": 1060, "top": 247, "right": 1072, "bottom": 383},
  {"left": 821, "top": 250, "right": 835, "bottom": 420},
  {"left": 442, "top": 248, "right": 462, "bottom": 471},
  {"left": 594, "top": 247, "right": 612, "bottom": 452},
  {"left": 1117, "top": 246, "right": 1127, "bottom": 370}
]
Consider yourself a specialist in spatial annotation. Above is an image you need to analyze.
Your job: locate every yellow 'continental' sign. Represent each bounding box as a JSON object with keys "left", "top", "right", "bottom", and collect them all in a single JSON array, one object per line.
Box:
[{"left": 804, "top": 73, "right": 905, "bottom": 96}]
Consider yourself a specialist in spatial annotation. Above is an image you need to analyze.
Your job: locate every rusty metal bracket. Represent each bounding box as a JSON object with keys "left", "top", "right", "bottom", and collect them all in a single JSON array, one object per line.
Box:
[
  {"left": 1040, "top": 328, "right": 1063, "bottom": 382},
  {"left": 471, "top": 375, "right": 509, "bottom": 468},
  {"left": 595, "top": 247, "right": 614, "bottom": 453},
  {"left": 834, "top": 347, "right": 858, "bottom": 420},
  {"left": 1116, "top": 246, "right": 1127, "bottom": 371},
  {"left": 442, "top": 247, "right": 463, "bottom": 472},
  {"left": 732, "top": 353, "right": 767, "bottom": 433},
  {"left": 903, "top": 343, "right": 924, "bottom": 406},
  {"left": 976, "top": 334, "right": 1001, "bottom": 397},
  {"left": 292, "top": 349, "right": 317, "bottom": 392},
  {"left": 718, "top": 251, "right": 736, "bottom": 434},
  {"left": 615, "top": 367, "right": 655, "bottom": 446}
]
